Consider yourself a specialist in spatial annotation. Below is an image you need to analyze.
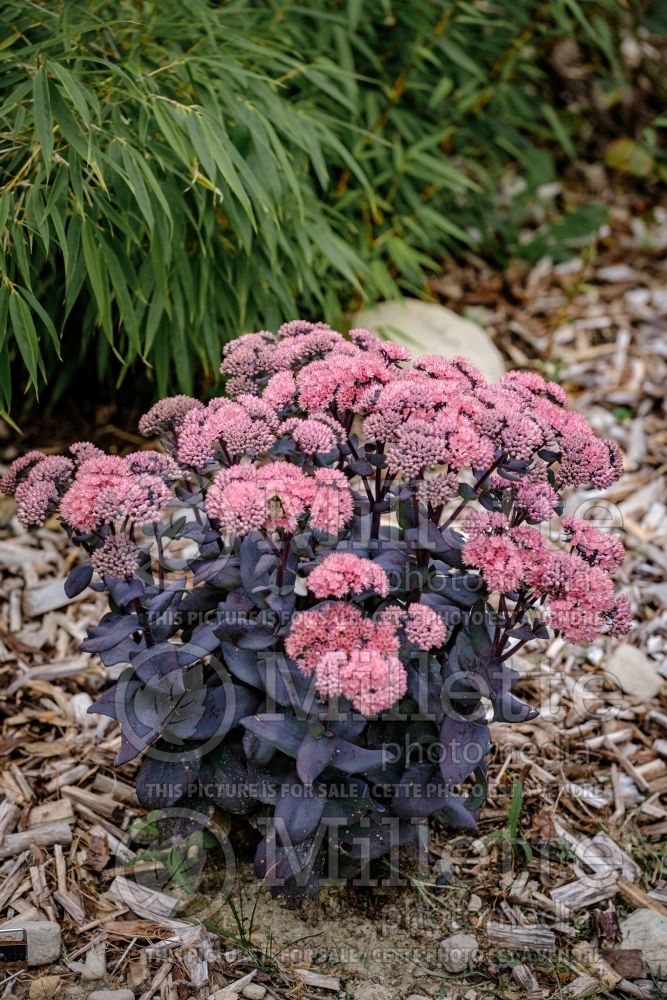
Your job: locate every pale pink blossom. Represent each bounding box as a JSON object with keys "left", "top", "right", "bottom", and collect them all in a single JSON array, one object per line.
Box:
[
  {"left": 404, "top": 604, "right": 448, "bottom": 649},
  {"left": 308, "top": 553, "right": 389, "bottom": 599}
]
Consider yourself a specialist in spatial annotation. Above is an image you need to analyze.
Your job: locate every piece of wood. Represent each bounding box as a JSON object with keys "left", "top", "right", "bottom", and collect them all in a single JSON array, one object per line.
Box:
[
  {"left": 28, "top": 798, "right": 75, "bottom": 829},
  {"left": 138, "top": 962, "right": 172, "bottom": 1000},
  {"left": 44, "top": 765, "right": 92, "bottom": 794},
  {"left": 127, "top": 952, "right": 150, "bottom": 990},
  {"left": 551, "top": 875, "right": 618, "bottom": 911},
  {"left": 485, "top": 921, "right": 556, "bottom": 952},
  {"left": 92, "top": 773, "right": 139, "bottom": 805},
  {"left": 207, "top": 970, "right": 256, "bottom": 998},
  {"left": 293, "top": 969, "right": 342, "bottom": 990},
  {"left": 0, "top": 821, "right": 72, "bottom": 858},
  {"left": 106, "top": 876, "right": 182, "bottom": 923},
  {"left": 511, "top": 963, "right": 542, "bottom": 998},
  {"left": 53, "top": 889, "right": 86, "bottom": 924},
  {"left": 61, "top": 784, "right": 123, "bottom": 821},
  {"left": 105, "top": 920, "right": 173, "bottom": 939},
  {"left": 0, "top": 852, "right": 28, "bottom": 910},
  {"left": 562, "top": 974, "right": 602, "bottom": 998},
  {"left": 24, "top": 579, "right": 88, "bottom": 617},
  {"left": 618, "top": 878, "right": 667, "bottom": 919},
  {"left": 0, "top": 801, "right": 21, "bottom": 841}
]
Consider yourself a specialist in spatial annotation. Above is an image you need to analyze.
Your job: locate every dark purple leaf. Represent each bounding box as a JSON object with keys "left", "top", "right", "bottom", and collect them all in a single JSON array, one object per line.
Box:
[
  {"left": 439, "top": 715, "right": 490, "bottom": 787},
  {"left": 297, "top": 732, "right": 337, "bottom": 783},
  {"left": 240, "top": 714, "right": 308, "bottom": 757},
  {"left": 136, "top": 752, "right": 201, "bottom": 809},
  {"left": 64, "top": 563, "right": 93, "bottom": 598},
  {"left": 220, "top": 643, "right": 262, "bottom": 688},
  {"left": 274, "top": 775, "right": 325, "bottom": 844},
  {"left": 493, "top": 691, "right": 539, "bottom": 724},
  {"left": 254, "top": 830, "right": 322, "bottom": 906},
  {"left": 330, "top": 738, "right": 394, "bottom": 775},
  {"left": 108, "top": 577, "right": 145, "bottom": 606},
  {"left": 81, "top": 615, "right": 139, "bottom": 653}
]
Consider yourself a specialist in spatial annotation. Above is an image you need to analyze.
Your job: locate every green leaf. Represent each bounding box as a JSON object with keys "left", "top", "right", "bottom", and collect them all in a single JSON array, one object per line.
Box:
[
  {"left": 604, "top": 138, "right": 655, "bottom": 178},
  {"left": 9, "top": 290, "right": 41, "bottom": 393},
  {"left": 32, "top": 66, "right": 53, "bottom": 170}
]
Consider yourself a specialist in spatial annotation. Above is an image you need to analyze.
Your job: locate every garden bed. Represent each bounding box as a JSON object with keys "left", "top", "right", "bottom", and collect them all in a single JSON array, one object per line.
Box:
[{"left": 0, "top": 202, "right": 665, "bottom": 1000}]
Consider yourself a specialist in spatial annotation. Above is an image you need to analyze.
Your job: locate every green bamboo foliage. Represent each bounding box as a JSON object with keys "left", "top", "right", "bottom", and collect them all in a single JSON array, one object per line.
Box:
[{"left": 0, "top": 0, "right": 637, "bottom": 415}]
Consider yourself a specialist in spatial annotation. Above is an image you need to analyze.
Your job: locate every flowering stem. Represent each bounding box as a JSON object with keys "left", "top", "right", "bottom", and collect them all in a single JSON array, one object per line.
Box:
[
  {"left": 154, "top": 523, "right": 165, "bottom": 591},
  {"left": 133, "top": 598, "right": 154, "bottom": 647},
  {"left": 440, "top": 453, "right": 506, "bottom": 531}
]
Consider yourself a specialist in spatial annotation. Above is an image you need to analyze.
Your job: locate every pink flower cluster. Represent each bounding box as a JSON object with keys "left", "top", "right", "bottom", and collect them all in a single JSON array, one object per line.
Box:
[
  {"left": 307, "top": 553, "right": 390, "bottom": 599},
  {"left": 286, "top": 597, "right": 447, "bottom": 714},
  {"left": 205, "top": 462, "right": 353, "bottom": 537},
  {"left": 176, "top": 395, "right": 279, "bottom": 470},
  {"left": 138, "top": 395, "right": 203, "bottom": 437},
  {"left": 462, "top": 513, "right": 630, "bottom": 643},
  {"left": 14, "top": 455, "right": 74, "bottom": 527},
  {"left": 562, "top": 517, "right": 625, "bottom": 570},
  {"left": 59, "top": 455, "right": 172, "bottom": 532},
  {"left": 285, "top": 603, "right": 406, "bottom": 715},
  {"left": 90, "top": 535, "right": 141, "bottom": 579}
]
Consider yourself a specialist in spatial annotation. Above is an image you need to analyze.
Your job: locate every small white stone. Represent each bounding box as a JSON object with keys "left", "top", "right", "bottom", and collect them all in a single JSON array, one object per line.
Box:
[
  {"left": 405, "top": 995, "right": 431, "bottom": 1000},
  {"left": 606, "top": 645, "right": 662, "bottom": 701},
  {"left": 620, "top": 908, "right": 667, "bottom": 977},
  {"left": 354, "top": 299, "right": 506, "bottom": 383},
  {"left": 467, "top": 893, "right": 483, "bottom": 913},
  {"left": 439, "top": 932, "right": 480, "bottom": 973},
  {"left": 242, "top": 986, "right": 267, "bottom": 1000},
  {"left": 2, "top": 920, "right": 60, "bottom": 966}
]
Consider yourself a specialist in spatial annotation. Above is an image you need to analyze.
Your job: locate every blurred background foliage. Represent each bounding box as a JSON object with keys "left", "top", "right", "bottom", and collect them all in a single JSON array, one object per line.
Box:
[{"left": 0, "top": 0, "right": 664, "bottom": 419}]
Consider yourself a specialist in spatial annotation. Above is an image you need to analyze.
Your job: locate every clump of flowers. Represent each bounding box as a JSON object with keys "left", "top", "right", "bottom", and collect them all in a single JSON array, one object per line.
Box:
[{"left": 2, "top": 319, "right": 631, "bottom": 906}]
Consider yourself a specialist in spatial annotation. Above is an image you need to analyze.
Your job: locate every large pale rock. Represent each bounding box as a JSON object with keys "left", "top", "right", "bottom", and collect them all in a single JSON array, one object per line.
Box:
[
  {"left": 354, "top": 299, "right": 505, "bottom": 383},
  {"left": 606, "top": 645, "right": 662, "bottom": 701},
  {"left": 620, "top": 908, "right": 667, "bottom": 976},
  {"left": 4, "top": 920, "right": 60, "bottom": 966}
]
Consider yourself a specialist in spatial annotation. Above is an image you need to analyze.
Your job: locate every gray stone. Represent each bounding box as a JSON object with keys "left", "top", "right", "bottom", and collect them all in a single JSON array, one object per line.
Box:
[
  {"left": 81, "top": 944, "right": 107, "bottom": 980},
  {"left": 467, "top": 893, "right": 483, "bottom": 913},
  {"left": 439, "top": 932, "right": 480, "bottom": 973},
  {"left": 405, "top": 995, "right": 431, "bottom": 1000},
  {"left": 2, "top": 920, "right": 60, "bottom": 966},
  {"left": 606, "top": 645, "right": 662, "bottom": 701},
  {"left": 620, "top": 907, "right": 667, "bottom": 976},
  {"left": 242, "top": 986, "right": 267, "bottom": 999},
  {"left": 88, "top": 992, "right": 135, "bottom": 1000},
  {"left": 354, "top": 299, "right": 505, "bottom": 383}
]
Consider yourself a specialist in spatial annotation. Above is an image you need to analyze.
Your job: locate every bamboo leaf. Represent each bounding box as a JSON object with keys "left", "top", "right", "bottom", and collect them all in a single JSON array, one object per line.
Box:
[{"left": 33, "top": 66, "right": 53, "bottom": 170}]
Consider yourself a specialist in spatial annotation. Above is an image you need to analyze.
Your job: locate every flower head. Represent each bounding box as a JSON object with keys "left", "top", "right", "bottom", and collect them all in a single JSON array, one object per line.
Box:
[
  {"left": 90, "top": 535, "right": 141, "bottom": 579},
  {"left": 282, "top": 417, "right": 340, "bottom": 455},
  {"left": 14, "top": 456, "right": 74, "bottom": 527},
  {"left": 310, "top": 468, "right": 354, "bottom": 534},
  {"left": 404, "top": 603, "right": 448, "bottom": 649},
  {"left": 562, "top": 517, "right": 625, "bottom": 570},
  {"left": 0, "top": 451, "right": 46, "bottom": 496},
  {"left": 308, "top": 553, "right": 389, "bottom": 599},
  {"left": 139, "top": 396, "right": 203, "bottom": 437}
]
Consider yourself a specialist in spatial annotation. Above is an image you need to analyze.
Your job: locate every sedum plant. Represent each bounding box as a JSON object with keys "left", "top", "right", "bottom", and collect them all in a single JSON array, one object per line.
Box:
[{"left": 1, "top": 322, "right": 631, "bottom": 903}]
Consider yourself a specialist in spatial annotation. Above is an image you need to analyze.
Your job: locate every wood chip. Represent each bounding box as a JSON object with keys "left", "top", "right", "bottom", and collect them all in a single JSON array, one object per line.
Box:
[{"left": 485, "top": 921, "right": 556, "bottom": 951}]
